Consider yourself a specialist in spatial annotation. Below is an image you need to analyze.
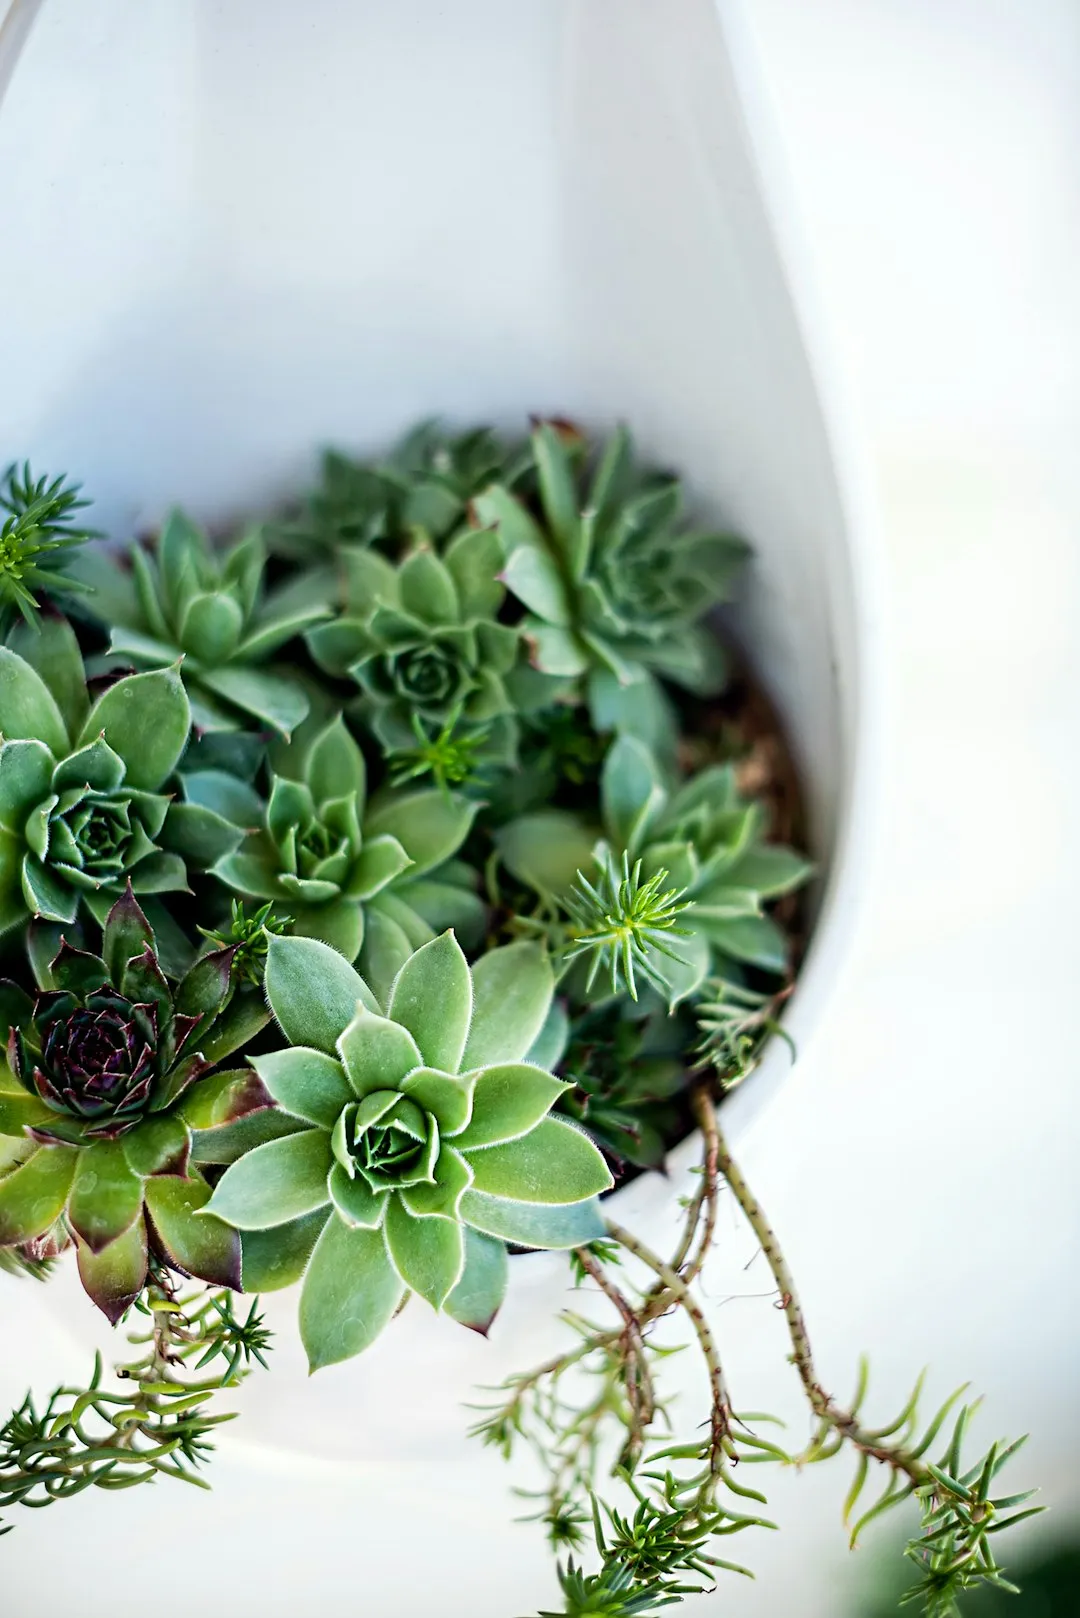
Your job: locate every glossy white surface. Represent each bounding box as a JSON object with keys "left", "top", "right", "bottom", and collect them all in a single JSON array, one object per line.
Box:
[{"left": 1, "top": 0, "right": 1077, "bottom": 1614}]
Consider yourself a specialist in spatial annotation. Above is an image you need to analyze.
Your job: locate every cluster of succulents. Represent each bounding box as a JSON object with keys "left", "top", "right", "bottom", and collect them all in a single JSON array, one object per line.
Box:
[{"left": 0, "top": 423, "right": 810, "bottom": 1370}]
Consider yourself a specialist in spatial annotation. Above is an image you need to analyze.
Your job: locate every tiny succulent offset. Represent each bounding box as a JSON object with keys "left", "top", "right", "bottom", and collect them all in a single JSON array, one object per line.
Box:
[{"left": 0, "top": 426, "right": 1038, "bottom": 1618}]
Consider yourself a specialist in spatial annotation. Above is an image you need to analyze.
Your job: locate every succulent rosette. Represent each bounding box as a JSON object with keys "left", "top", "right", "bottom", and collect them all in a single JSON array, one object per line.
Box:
[
  {"left": 474, "top": 422, "right": 748, "bottom": 748},
  {"left": 72, "top": 512, "right": 332, "bottom": 737},
  {"left": 0, "top": 617, "right": 196, "bottom": 932},
  {"left": 272, "top": 420, "right": 523, "bottom": 559},
  {"left": 0, "top": 890, "right": 270, "bottom": 1320},
  {"left": 306, "top": 531, "right": 519, "bottom": 753},
  {"left": 206, "top": 930, "right": 613, "bottom": 1368},
  {"left": 198, "top": 713, "right": 484, "bottom": 992},
  {"left": 498, "top": 733, "right": 813, "bottom": 1003}
]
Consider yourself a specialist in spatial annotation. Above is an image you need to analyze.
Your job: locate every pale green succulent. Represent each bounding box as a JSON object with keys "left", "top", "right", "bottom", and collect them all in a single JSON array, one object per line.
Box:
[
  {"left": 498, "top": 734, "right": 812, "bottom": 1005},
  {"left": 73, "top": 512, "right": 332, "bottom": 737},
  {"left": 195, "top": 713, "right": 484, "bottom": 994},
  {"left": 0, "top": 617, "right": 195, "bottom": 933},
  {"left": 474, "top": 422, "right": 748, "bottom": 750},
  {"left": 306, "top": 530, "right": 520, "bottom": 754},
  {"left": 206, "top": 931, "right": 613, "bottom": 1368}
]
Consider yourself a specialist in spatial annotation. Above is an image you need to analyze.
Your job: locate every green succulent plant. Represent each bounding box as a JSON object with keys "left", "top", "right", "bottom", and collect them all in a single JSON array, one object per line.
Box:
[
  {"left": 0, "top": 465, "right": 98, "bottom": 631},
  {"left": 73, "top": 512, "right": 332, "bottom": 737},
  {"left": 306, "top": 530, "right": 520, "bottom": 753},
  {"left": 473, "top": 423, "right": 748, "bottom": 746},
  {"left": 206, "top": 930, "right": 613, "bottom": 1368},
  {"left": 0, "top": 890, "right": 270, "bottom": 1320},
  {"left": 195, "top": 713, "right": 484, "bottom": 992},
  {"left": 498, "top": 733, "right": 812, "bottom": 1005},
  {"left": 0, "top": 617, "right": 196, "bottom": 934},
  {"left": 273, "top": 420, "right": 524, "bottom": 559}
]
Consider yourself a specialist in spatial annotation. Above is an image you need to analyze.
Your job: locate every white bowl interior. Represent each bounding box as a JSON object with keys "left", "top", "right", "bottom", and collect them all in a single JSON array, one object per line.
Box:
[{"left": 0, "top": 0, "right": 874, "bottom": 1468}]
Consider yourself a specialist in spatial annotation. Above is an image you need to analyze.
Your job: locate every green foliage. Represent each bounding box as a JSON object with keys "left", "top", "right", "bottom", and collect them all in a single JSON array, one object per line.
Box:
[
  {"left": 0, "top": 465, "right": 98, "bottom": 628},
  {"left": 557, "top": 1004, "right": 690, "bottom": 1170},
  {"left": 206, "top": 930, "right": 612, "bottom": 1367},
  {"left": 474, "top": 422, "right": 747, "bottom": 745},
  {"left": 198, "top": 899, "right": 290, "bottom": 986},
  {"left": 203, "top": 713, "right": 483, "bottom": 977},
  {"left": 0, "top": 621, "right": 195, "bottom": 934},
  {"left": 307, "top": 532, "right": 520, "bottom": 753},
  {"left": 0, "top": 889, "right": 268, "bottom": 1317},
  {"left": 72, "top": 513, "right": 332, "bottom": 736},
  {"left": 0, "top": 1280, "right": 270, "bottom": 1535},
  {"left": 562, "top": 852, "right": 692, "bottom": 1003}
]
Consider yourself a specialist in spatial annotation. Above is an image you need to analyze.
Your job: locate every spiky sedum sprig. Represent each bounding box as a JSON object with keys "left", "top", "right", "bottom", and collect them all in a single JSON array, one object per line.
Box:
[
  {"left": 388, "top": 705, "right": 492, "bottom": 796},
  {"left": 692, "top": 978, "right": 794, "bottom": 1088},
  {"left": 563, "top": 852, "right": 690, "bottom": 1001},
  {"left": 0, "top": 1278, "right": 271, "bottom": 1535},
  {"left": 0, "top": 464, "right": 97, "bottom": 625},
  {"left": 199, "top": 899, "right": 291, "bottom": 987}
]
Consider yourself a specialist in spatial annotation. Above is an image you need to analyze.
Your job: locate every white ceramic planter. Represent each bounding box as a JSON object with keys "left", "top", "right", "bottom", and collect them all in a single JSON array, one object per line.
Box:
[{"left": 0, "top": 0, "right": 879, "bottom": 1603}]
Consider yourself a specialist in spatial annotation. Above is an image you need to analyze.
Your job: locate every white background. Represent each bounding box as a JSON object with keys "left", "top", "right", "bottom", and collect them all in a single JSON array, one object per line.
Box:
[{"left": 1, "top": 2, "right": 1078, "bottom": 1614}]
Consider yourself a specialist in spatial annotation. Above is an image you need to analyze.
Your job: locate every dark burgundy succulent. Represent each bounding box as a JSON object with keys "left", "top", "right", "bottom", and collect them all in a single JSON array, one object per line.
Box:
[{"left": 12, "top": 988, "right": 161, "bottom": 1138}]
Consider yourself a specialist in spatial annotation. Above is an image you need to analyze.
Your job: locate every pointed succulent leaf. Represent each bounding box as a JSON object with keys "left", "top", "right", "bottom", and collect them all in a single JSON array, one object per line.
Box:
[
  {"left": 524, "top": 998, "right": 570, "bottom": 1072},
  {"left": 525, "top": 622, "right": 589, "bottom": 678},
  {"left": 205, "top": 1127, "right": 333, "bottom": 1229},
  {"left": 399, "top": 1067, "right": 474, "bottom": 1136},
  {"left": 178, "top": 590, "right": 245, "bottom": 664},
  {"left": 399, "top": 1143, "right": 472, "bottom": 1220},
  {"left": 22, "top": 858, "right": 78, "bottom": 923},
  {"left": 0, "top": 648, "right": 69, "bottom": 754},
  {"left": 444, "top": 1226, "right": 508, "bottom": 1334},
  {"left": 387, "top": 931, "right": 472, "bottom": 1073},
  {"left": 251, "top": 1047, "right": 353, "bottom": 1128},
  {"left": 76, "top": 1212, "right": 148, "bottom": 1324},
  {"left": 501, "top": 544, "right": 571, "bottom": 627},
  {"left": 144, "top": 1170, "right": 242, "bottom": 1289},
  {"left": 461, "top": 942, "right": 554, "bottom": 1070},
  {"left": 384, "top": 1197, "right": 464, "bottom": 1310},
  {"left": 121, "top": 1114, "right": 190, "bottom": 1179},
  {"left": 264, "top": 933, "right": 379, "bottom": 1053},
  {"left": 335, "top": 1009, "right": 423, "bottom": 1097},
  {"left": 459, "top": 1188, "right": 605, "bottom": 1250},
  {"left": 190, "top": 1108, "right": 309, "bottom": 1167},
  {"left": 0, "top": 1144, "right": 78, "bottom": 1244},
  {"left": 602, "top": 733, "right": 667, "bottom": 855},
  {"left": 77, "top": 666, "right": 191, "bottom": 790},
  {"left": 364, "top": 789, "right": 476, "bottom": 879},
  {"left": 328, "top": 1162, "right": 388, "bottom": 1229},
  {"left": 0, "top": 1090, "right": 56, "bottom": 1135},
  {"left": 200, "top": 665, "right": 308, "bottom": 738},
  {"left": 300, "top": 1214, "right": 405, "bottom": 1370},
  {"left": 181, "top": 769, "right": 264, "bottom": 826},
  {"left": 267, "top": 775, "right": 315, "bottom": 848},
  {"left": 496, "top": 811, "right": 596, "bottom": 897},
  {"left": 100, "top": 887, "right": 156, "bottom": 987},
  {"left": 444, "top": 524, "right": 504, "bottom": 619},
  {"left": 241, "top": 1206, "right": 328, "bottom": 1293},
  {"left": 52, "top": 735, "right": 125, "bottom": 793},
  {"left": 397, "top": 549, "right": 460, "bottom": 626},
  {"left": 5, "top": 614, "right": 90, "bottom": 738},
  {"left": 288, "top": 896, "right": 365, "bottom": 963},
  {"left": 304, "top": 714, "right": 366, "bottom": 805},
  {"left": 176, "top": 946, "right": 235, "bottom": 1019},
  {"left": 357, "top": 904, "right": 415, "bottom": 1007},
  {"left": 345, "top": 834, "right": 412, "bottom": 899},
  {"left": 178, "top": 1065, "right": 273, "bottom": 1130},
  {"left": 452, "top": 1064, "right": 569, "bottom": 1150},
  {"left": 157, "top": 510, "right": 206, "bottom": 618},
  {"left": 0, "top": 740, "right": 54, "bottom": 831},
  {"left": 162, "top": 801, "right": 246, "bottom": 866},
  {"left": 697, "top": 913, "right": 789, "bottom": 972},
  {"left": 533, "top": 421, "right": 582, "bottom": 559},
  {"left": 465, "top": 1117, "right": 612, "bottom": 1204},
  {"left": 66, "top": 1139, "right": 144, "bottom": 1253},
  {"left": 198, "top": 993, "right": 272, "bottom": 1066},
  {"left": 723, "top": 844, "right": 815, "bottom": 898}
]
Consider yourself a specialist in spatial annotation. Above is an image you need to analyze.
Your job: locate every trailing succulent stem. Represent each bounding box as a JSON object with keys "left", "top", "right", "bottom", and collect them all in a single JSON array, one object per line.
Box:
[
  {"left": 0, "top": 1273, "right": 271, "bottom": 1534},
  {"left": 473, "top": 1088, "right": 1040, "bottom": 1618}
]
